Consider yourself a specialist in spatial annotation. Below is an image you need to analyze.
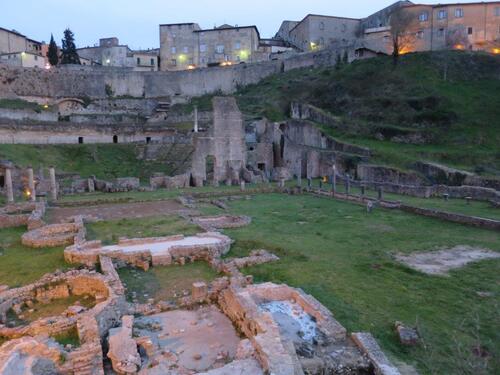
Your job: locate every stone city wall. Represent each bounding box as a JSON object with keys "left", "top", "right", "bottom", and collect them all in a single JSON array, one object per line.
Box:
[
  {"left": 400, "top": 205, "right": 500, "bottom": 231},
  {"left": 0, "top": 48, "right": 339, "bottom": 100}
]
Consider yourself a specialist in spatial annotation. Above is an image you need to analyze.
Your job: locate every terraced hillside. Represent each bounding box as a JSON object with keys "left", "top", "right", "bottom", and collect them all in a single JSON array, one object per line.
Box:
[{"left": 185, "top": 51, "right": 500, "bottom": 177}]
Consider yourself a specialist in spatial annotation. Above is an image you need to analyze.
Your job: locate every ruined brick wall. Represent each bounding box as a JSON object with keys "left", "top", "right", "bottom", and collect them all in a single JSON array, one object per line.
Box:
[{"left": 191, "top": 97, "right": 247, "bottom": 185}]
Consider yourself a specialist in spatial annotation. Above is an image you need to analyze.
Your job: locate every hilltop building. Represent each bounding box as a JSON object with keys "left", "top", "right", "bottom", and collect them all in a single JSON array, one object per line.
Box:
[
  {"left": 159, "top": 23, "right": 271, "bottom": 71},
  {"left": 276, "top": 1, "right": 500, "bottom": 55},
  {"left": 77, "top": 37, "right": 159, "bottom": 71},
  {"left": 0, "top": 27, "right": 44, "bottom": 68}
]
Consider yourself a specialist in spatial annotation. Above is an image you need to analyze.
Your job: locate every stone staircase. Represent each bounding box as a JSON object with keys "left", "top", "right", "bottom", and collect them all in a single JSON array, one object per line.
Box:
[{"left": 155, "top": 100, "right": 171, "bottom": 114}]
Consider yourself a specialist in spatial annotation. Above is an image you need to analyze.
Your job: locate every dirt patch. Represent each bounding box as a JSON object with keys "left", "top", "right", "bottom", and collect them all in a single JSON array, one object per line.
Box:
[
  {"left": 134, "top": 305, "right": 241, "bottom": 372},
  {"left": 396, "top": 246, "right": 500, "bottom": 275},
  {"left": 48, "top": 200, "right": 194, "bottom": 223}
]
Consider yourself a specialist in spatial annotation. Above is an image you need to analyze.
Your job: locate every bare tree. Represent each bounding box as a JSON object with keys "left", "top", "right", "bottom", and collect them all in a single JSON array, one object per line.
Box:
[
  {"left": 389, "top": 7, "right": 417, "bottom": 65},
  {"left": 446, "top": 25, "right": 470, "bottom": 50}
]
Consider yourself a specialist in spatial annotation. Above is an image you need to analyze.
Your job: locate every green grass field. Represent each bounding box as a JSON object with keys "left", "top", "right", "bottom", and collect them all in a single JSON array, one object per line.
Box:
[
  {"left": 0, "top": 226, "right": 68, "bottom": 287},
  {"left": 203, "top": 193, "right": 499, "bottom": 374}
]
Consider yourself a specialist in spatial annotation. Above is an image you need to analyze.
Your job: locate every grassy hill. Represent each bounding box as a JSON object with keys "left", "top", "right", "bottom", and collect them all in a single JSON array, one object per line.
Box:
[
  {"left": 188, "top": 51, "right": 500, "bottom": 175},
  {"left": 0, "top": 144, "right": 192, "bottom": 182}
]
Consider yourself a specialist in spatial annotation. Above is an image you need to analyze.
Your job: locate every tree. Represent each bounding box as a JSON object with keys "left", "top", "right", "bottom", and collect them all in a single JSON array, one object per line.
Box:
[
  {"left": 60, "top": 28, "right": 80, "bottom": 65},
  {"left": 47, "top": 34, "right": 59, "bottom": 66},
  {"left": 389, "top": 7, "right": 417, "bottom": 66}
]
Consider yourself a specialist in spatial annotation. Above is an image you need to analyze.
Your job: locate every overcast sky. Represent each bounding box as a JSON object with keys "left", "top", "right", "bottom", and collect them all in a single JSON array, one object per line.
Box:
[{"left": 1, "top": 0, "right": 484, "bottom": 49}]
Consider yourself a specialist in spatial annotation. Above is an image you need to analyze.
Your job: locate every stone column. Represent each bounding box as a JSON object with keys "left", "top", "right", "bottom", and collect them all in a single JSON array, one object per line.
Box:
[
  {"left": 27, "top": 167, "right": 35, "bottom": 201},
  {"left": 296, "top": 161, "right": 302, "bottom": 187},
  {"left": 5, "top": 168, "right": 14, "bottom": 203},
  {"left": 49, "top": 166, "right": 57, "bottom": 201},
  {"left": 331, "top": 165, "right": 337, "bottom": 194},
  {"left": 193, "top": 105, "right": 199, "bottom": 133},
  {"left": 88, "top": 178, "right": 95, "bottom": 193},
  {"left": 345, "top": 174, "right": 350, "bottom": 195}
]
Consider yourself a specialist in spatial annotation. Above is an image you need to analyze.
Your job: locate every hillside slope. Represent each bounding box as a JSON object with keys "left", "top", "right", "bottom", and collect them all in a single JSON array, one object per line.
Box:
[{"left": 188, "top": 51, "right": 500, "bottom": 175}]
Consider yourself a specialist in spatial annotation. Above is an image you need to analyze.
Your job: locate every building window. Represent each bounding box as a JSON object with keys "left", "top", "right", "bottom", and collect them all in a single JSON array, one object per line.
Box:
[
  {"left": 235, "top": 42, "right": 241, "bottom": 50},
  {"left": 34, "top": 55, "right": 38, "bottom": 60},
  {"left": 235, "top": 55, "right": 240, "bottom": 62},
  {"left": 137, "top": 57, "right": 141, "bottom": 65},
  {"left": 319, "top": 22, "right": 325, "bottom": 30},
  {"left": 495, "top": 7, "right": 500, "bottom": 16},
  {"left": 416, "top": 30, "right": 424, "bottom": 39},
  {"left": 113, "top": 135, "right": 118, "bottom": 144},
  {"left": 438, "top": 9, "right": 447, "bottom": 20},
  {"left": 468, "top": 27, "right": 473, "bottom": 35},
  {"left": 319, "top": 37, "right": 325, "bottom": 45},
  {"left": 150, "top": 58, "right": 155, "bottom": 66},
  {"left": 216, "top": 45, "right": 224, "bottom": 54},
  {"left": 183, "top": 46, "right": 189, "bottom": 53},
  {"left": 341, "top": 24, "right": 347, "bottom": 32},
  {"left": 189, "top": 58, "right": 194, "bottom": 64},
  {"left": 171, "top": 59, "right": 177, "bottom": 66},
  {"left": 200, "top": 44, "right": 207, "bottom": 52},
  {"left": 419, "top": 12, "right": 429, "bottom": 22},
  {"left": 171, "top": 46, "right": 176, "bottom": 54},
  {"left": 455, "top": 8, "right": 464, "bottom": 18},
  {"left": 146, "top": 137, "right": 151, "bottom": 144},
  {"left": 78, "top": 137, "right": 84, "bottom": 144},
  {"left": 438, "top": 28, "right": 445, "bottom": 37}
]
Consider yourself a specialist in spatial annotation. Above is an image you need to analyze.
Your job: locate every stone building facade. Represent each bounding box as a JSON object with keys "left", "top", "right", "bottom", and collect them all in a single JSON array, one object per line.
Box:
[
  {"left": 77, "top": 38, "right": 135, "bottom": 67},
  {"left": 288, "top": 14, "right": 361, "bottom": 52},
  {"left": 277, "top": 1, "right": 500, "bottom": 54},
  {"left": 0, "top": 27, "right": 42, "bottom": 55},
  {"left": 361, "top": 1, "right": 500, "bottom": 54},
  {"left": 0, "top": 51, "right": 46, "bottom": 68},
  {"left": 159, "top": 23, "right": 267, "bottom": 71}
]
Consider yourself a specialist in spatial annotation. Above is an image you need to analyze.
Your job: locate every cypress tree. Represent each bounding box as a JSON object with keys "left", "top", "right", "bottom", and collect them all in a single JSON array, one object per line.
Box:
[
  {"left": 47, "top": 34, "right": 59, "bottom": 66},
  {"left": 60, "top": 28, "right": 81, "bottom": 65}
]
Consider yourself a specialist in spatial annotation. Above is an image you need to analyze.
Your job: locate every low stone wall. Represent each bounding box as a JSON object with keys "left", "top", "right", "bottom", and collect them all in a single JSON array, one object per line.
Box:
[
  {"left": 0, "top": 257, "right": 126, "bottom": 374},
  {"left": 400, "top": 205, "right": 500, "bottom": 231},
  {"left": 150, "top": 172, "right": 191, "bottom": 189},
  {"left": 64, "top": 233, "right": 233, "bottom": 270},
  {"left": 192, "top": 215, "right": 252, "bottom": 231},
  {"left": 0, "top": 202, "right": 45, "bottom": 230},
  {"left": 21, "top": 216, "right": 85, "bottom": 248},
  {"left": 218, "top": 282, "right": 362, "bottom": 375}
]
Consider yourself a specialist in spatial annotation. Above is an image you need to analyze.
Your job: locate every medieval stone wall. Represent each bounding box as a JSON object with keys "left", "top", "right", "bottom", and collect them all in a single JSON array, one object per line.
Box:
[{"left": 0, "top": 48, "right": 339, "bottom": 100}]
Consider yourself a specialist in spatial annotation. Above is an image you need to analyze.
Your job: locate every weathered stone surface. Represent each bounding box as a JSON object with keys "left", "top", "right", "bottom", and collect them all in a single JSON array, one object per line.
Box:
[
  {"left": 352, "top": 332, "right": 401, "bottom": 375},
  {"left": 394, "top": 322, "right": 419, "bottom": 346},
  {"left": 108, "top": 315, "right": 141, "bottom": 375},
  {"left": 192, "top": 282, "right": 208, "bottom": 302}
]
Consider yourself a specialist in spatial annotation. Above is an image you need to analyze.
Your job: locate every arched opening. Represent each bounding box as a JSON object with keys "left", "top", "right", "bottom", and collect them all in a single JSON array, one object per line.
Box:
[
  {"left": 78, "top": 137, "right": 84, "bottom": 144},
  {"left": 0, "top": 175, "right": 4, "bottom": 188},
  {"left": 146, "top": 137, "right": 151, "bottom": 144},
  {"left": 113, "top": 135, "right": 118, "bottom": 144},
  {"left": 205, "top": 155, "right": 216, "bottom": 186}
]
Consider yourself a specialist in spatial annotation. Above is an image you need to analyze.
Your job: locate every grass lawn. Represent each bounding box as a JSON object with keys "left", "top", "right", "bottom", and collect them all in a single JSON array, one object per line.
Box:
[
  {"left": 87, "top": 215, "right": 217, "bottom": 303},
  {"left": 85, "top": 215, "right": 200, "bottom": 244},
  {"left": 204, "top": 193, "right": 499, "bottom": 374},
  {"left": 118, "top": 263, "right": 219, "bottom": 303},
  {"left": 56, "top": 183, "right": 270, "bottom": 204},
  {"left": 0, "top": 226, "right": 68, "bottom": 287},
  {"left": 7, "top": 295, "right": 95, "bottom": 325}
]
